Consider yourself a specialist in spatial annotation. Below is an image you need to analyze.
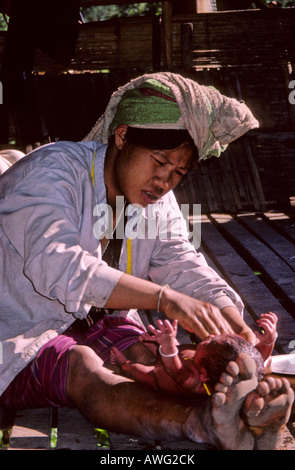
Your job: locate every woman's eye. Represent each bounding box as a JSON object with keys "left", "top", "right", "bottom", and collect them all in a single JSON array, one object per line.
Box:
[
  {"left": 153, "top": 157, "right": 165, "bottom": 166},
  {"left": 152, "top": 156, "right": 186, "bottom": 177}
]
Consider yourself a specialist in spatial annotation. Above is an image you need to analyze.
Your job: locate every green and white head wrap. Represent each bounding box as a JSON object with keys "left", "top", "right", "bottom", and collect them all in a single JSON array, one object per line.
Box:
[
  {"left": 109, "top": 78, "right": 185, "bottom": 132},
  {"left": 84, "top": 72, "right": 259, "bottom": 161}
]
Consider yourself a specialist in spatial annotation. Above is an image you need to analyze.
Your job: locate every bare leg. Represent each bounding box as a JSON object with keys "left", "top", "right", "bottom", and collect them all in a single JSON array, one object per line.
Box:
[
  {"left": 243, "top": 377, "right": 294, "bottom": 450},
  {"left": 66, "top": 346, "right": 293, "bottom": 449},
  {"left": 210, "top": 353, "right": 258, "bottom": 449},
  {"left": 66, "top": 344, "right": 216, "bottom": 444}
]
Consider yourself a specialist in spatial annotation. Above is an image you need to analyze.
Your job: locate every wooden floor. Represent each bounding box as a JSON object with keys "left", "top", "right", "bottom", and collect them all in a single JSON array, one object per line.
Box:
[{"left": 1, "top": 211, "right": 295, "bottom": 451}]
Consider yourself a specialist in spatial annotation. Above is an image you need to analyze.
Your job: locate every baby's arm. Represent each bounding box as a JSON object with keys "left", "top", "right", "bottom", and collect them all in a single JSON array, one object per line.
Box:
[
  {"left": 110, "top": 347, "right": 158, "bottom": 390},
  {"left": 255, "top": 312, "right": 278, "bottom": 360},
  {"left": 148, "top": 319, "right": 182, "bottom": 376}
]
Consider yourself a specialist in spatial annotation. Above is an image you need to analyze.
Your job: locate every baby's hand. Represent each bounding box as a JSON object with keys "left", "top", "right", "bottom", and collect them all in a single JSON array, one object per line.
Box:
[
  {"left": 148, "top": 319, "right": 178, "bottom": 349},
  {"left": 255, "top": 312, "right": 278, "bottom": 345}
]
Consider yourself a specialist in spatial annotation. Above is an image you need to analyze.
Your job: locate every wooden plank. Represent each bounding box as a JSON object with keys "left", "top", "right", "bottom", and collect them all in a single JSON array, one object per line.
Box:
[
  {"left": 55, "top": 408, "right": 98, "bottom": 450},
  {"left": 237, "top": 213, "right": 295, "bottom": 271},
  {"left": 210, "top": 214, "right": 295, "bottom": 311},
  {"left": 198, "top": 214, "right": 295, "bottom": 353},
  {"left": 7, "top": 408, "right": 51, "bottom": 450},
  {"left": 262, "top": 212, "right": 295, "bottom": 245},
  {"left": 109, "top": 432, "right": 160, "bottom": 450}
]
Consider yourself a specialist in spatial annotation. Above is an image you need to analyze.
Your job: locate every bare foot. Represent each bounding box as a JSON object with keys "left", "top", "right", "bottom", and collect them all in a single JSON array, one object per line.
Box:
[
  {"left": 109, "top": 347, "right": 127, "bottom": 366},
  {"left": 211, "top": 353, "right": 258, "bottom": 449},
  {"left": 243, "top": 376, "right": 294, "bottom": 449}
]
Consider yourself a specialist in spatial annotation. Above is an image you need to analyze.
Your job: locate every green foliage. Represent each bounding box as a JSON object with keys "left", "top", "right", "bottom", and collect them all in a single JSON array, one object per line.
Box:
[
  {"left": 94, "top": 428, "right": 110, "bottom": 448},
  {"left": 81, "top": 3, "right": 162, "bottom": 22},
  {"left": 0, "top": 13, "right": 8, "bottom": 30},
  {"left": 1, "top": 1, "right": 295, "bottom": 30},
  {"left": 50, "top": 427, "right": 58, "bottom": 449}
]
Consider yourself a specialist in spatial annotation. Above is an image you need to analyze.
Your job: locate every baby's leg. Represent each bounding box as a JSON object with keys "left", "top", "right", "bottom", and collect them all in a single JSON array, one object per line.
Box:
[
  {"left": 110, "top": 347, "right": 158, "bottom": 390},
  {"left": 243, "top": 376, "right": 294, "bottom": 450}
]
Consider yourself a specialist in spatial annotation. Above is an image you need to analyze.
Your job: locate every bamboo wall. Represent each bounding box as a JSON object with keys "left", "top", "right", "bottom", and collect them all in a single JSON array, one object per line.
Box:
[
  {"left": 172, "top": 9, "right": 295, "bottom": 69},
  {"left": 0, "top": 8, "right": 294, "bottom": 212}
]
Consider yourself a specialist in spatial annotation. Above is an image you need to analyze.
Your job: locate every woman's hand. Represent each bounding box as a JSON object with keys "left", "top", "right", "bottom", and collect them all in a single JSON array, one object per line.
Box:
[
  {"left": 160, "top": 287, "right": 233, "bottom": 339},
  {"left": 105, "top": 273, "right": 245, "bottom": 340}
]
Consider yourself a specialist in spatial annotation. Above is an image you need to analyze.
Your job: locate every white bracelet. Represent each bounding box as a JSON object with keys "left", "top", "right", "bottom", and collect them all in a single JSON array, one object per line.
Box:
[
  {"left": 159, "top": 345, "right": 178, "bottom": 358},
  {"left": 157, "top": 284, "right": 169, "bottom": 312},
  {"left": 262, "top": 333, "right": 278, "bottom": 346}
]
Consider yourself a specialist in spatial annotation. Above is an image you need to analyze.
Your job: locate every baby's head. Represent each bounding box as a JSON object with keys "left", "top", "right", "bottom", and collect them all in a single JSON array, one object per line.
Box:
[{"left": 193, "top": 333, "right": 264, "bottom": 390}]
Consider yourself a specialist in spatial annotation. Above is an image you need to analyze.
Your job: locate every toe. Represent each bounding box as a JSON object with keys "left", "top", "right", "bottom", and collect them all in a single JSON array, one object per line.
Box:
[
  {"left": 219, "top": 371, "right": 234, "bottom": 386},
  {"left": 235, "top": 353, "right": 257, "bottom": 380},
  {"left": 225, "top": 361, "right": 240, "bottom": 378},
  {"left": 211, "top": 391, "right": 226, "bottom": 408},
  {"left": 214, "top": 382, "right": 228, "bottom": 394}
]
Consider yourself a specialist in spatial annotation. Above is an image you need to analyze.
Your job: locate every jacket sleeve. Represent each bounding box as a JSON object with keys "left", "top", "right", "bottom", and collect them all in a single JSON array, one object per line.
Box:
[
  {"left": 147, "top": 192, "right": 244, "bottom": 314},
  {"left": 0, "top": 159, "right": 123, "bottom": 318}
]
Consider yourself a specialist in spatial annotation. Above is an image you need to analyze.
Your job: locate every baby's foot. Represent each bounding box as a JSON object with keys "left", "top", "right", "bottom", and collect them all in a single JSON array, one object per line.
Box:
[
  {"left": 211, "top": 353, "right": 258, "bottom": 449},
  {"left": 243, "top": 376, "right": 294, "bottom": 449},
  {"left": 109, "top": 347, "right": 127, "bottom": 366}
]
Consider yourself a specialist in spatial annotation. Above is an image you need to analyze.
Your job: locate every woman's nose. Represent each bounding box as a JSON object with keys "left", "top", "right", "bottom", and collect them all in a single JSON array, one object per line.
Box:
[{"left": 154, "top": 166, "right": 173, "bottom": 188}]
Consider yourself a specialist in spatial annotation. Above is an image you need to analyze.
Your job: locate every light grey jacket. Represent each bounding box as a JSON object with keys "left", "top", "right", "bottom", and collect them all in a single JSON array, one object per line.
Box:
[{"left": 0, "top": 141, "right": 243, "bottom": 395}]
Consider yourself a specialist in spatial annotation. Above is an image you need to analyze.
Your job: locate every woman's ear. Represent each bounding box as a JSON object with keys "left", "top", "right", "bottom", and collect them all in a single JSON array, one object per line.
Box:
[{"left": 114, "top": 124, "right": 128, "bottom": 150}]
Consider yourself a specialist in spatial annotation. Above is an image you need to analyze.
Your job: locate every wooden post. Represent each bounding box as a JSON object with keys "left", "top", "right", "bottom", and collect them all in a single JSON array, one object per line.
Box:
[
  {"left": 181, "top": 23, "right": 194, "bottom": 70},
  {"left": 172, "top": 1, "right": 198, "bottom": 14},
  {"left": 152, "top": 14, "right": 162, "bottom": 71},
  {"left": 162, "top": 1, "right": 173, "bottom": 70}
]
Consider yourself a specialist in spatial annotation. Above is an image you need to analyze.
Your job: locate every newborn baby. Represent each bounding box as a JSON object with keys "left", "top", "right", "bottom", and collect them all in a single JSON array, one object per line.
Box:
[{"left": 111, "top": 312, "right": 277, "bottom": 398}]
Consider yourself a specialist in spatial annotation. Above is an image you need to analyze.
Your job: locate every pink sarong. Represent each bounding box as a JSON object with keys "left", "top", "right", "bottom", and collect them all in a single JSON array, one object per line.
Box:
[{"left": 0, "top": 316, "right": 145, "bottom": 409}]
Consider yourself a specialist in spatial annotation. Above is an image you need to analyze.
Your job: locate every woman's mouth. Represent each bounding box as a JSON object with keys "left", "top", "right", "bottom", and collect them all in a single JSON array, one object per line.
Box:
[{"left": 141, "top": 190, "right": 160, "bottom": 205}]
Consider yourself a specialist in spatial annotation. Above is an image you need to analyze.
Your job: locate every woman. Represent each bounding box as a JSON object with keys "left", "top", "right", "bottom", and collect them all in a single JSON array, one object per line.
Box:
[{"left": 0, "top": 72, "right": 292, "bottom": 449}]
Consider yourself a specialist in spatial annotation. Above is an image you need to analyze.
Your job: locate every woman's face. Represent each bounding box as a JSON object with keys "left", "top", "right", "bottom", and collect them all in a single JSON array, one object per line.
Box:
[{"left": 113, "top": 126, "right": 194, "bottom": 207}]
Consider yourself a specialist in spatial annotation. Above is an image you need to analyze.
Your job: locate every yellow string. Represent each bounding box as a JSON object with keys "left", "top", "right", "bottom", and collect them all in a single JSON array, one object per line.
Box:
[
  {"left": 91, "top": 151, "right": 96, "bottom": 187},
  {"left": 92, "top": 149, "right": 132, "bottom": 274},
  {"left": 126, "top": 238, "right": 132, "bottom": 275},
  {"left": 203, "top": 383, "right": 211, "bottom": 396}
]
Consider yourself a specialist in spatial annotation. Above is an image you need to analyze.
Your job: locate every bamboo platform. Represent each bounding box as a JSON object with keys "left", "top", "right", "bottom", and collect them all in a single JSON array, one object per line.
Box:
[{"left": 1, "top": 211, "right": 295, "bottom": 451}]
